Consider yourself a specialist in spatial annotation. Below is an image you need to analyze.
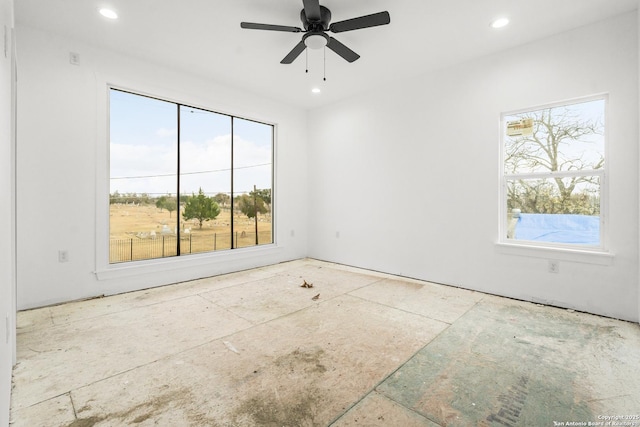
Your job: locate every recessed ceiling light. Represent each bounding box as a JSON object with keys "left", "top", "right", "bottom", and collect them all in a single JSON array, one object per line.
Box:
[
  {"left": 311, "top": 88, "right": 321, "bottom": 94},
  {"left": 491, "top": 17, "right": 509, "bottom": 29},
  {"left": 99, "top": 8, "right": 118, "bottom": 19}
]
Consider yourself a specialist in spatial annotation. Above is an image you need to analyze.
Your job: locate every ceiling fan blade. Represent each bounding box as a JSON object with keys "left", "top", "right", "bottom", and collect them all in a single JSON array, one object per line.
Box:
[
  {"left": 327, "top": 37, "right": 360, "bottom": 63},
  {"left": 281, "top": 40, "right": 307, "bottom": 64},
  {"left": 241, "top": 22, "right": 302, "bottom": 32},
  {"left": 302, "top": 0, "right": 322, "bottom": 21},
  {"left": 329, "top": 11, "right": 390, "bottom": 33}
]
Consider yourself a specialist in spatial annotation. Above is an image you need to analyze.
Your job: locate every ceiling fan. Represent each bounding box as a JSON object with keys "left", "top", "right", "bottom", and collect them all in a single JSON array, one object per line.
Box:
[{"left": 240, "top": 0, "right": 390, "bottom": 64}]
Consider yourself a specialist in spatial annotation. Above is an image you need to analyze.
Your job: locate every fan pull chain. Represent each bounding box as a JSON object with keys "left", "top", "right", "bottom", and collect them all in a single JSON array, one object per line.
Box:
[
  {"left": 305, "top": 49, "right": 309, "bottom": 73},
  {"left": 323, "top": 47, "right": 327, "bottom": 81}
]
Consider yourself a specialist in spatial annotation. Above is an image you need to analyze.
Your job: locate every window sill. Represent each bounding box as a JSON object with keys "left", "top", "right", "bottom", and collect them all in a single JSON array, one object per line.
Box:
[
  {"left": 95, "top": 244, "right": 281, "bottom": 280},
  {"left": 495, "top": 242, "right": 613, "bottom": 266}
]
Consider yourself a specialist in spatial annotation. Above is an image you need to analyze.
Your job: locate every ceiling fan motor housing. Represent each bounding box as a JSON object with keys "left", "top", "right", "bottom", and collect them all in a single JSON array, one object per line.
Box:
[{"left": 301, "top": 5, "right": 332, "bottom": 31}]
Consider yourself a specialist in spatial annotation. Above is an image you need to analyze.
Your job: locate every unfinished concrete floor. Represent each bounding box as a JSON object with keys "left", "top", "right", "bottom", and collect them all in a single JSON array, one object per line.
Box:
[{"left": 9, "top": 259, "right": 640, "bottom": 426}]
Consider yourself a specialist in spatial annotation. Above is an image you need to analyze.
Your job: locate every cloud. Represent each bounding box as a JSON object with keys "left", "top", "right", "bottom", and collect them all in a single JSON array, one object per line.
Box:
[
  {"left": 156, "top": 127, "right": 177, "bottom": 138},
  {"left": 110, "top": 134, "right": 271, "bottom": 196}
]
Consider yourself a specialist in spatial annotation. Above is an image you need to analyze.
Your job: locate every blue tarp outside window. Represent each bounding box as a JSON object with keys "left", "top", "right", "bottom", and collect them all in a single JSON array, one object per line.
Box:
[{"left": 513, "top": 213, "right": 600, "bottom": 245}]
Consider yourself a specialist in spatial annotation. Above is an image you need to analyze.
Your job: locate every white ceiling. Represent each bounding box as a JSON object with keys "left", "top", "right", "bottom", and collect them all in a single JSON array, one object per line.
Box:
[{"left": 15, "top": 0, "right": 639, "bottom": 109}]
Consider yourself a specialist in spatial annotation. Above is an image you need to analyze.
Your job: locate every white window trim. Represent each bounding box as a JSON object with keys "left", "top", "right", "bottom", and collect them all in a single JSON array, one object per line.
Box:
[
  {"left": 497, "top": 94, "right": 610, "bottom": 261},
  {"left": 94, "top": 76, "right": 280, "bottom": 280}
]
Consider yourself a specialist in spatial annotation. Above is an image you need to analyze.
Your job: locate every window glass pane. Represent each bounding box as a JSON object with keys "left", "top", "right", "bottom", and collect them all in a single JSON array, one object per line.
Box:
[
  {"left": 506, "top": 177, "right": 600, "bottom": 245},
  {"left": 179, "top": 106, "right": 232, "bottom": 254},
  {"left": 232, "top": 118, "right": 273, "bottom": 248},
  {"left": 109, "top": 90, "right": 178, "bottom": 263},
  {"left": 504, "top": 99, "right": 605, "bottom": 174}
]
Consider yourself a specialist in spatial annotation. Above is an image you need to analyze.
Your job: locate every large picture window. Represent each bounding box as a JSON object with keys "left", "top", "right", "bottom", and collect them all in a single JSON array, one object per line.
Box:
[
  {"left": 109, "top": 89, "right": 273, "bottom": 263},
  {"left": 500, "top": 96, "right": 606, "bottom": 248}
]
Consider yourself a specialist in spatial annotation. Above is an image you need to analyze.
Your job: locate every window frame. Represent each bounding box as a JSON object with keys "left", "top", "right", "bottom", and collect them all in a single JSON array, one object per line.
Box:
[
  {"left": 498, "top": 94, "right": 609, "bottom": 254},
  {"left": 96, "top": 82, "right": 278, "bottom": 278}
]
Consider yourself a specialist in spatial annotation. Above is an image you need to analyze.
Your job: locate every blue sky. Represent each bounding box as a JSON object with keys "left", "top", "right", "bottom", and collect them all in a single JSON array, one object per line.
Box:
[{"left": 110, "top": 89, "right": 272, "bottom": 197}]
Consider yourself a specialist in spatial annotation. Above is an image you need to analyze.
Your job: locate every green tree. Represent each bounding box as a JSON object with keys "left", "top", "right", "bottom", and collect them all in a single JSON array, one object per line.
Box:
[
  {"left": 156, "top": 195, "right": 177, "bottom": 217},
  {"left": 155, "top": 196, "right": 168, "bottom": 211},
  {"left": 237, "top": 186, "right": 268, "bottom": 244},
  {"left": 237, "top": 193, "right": 267, "bottom": 219},
  {"left": 253, "top": 188, "right": 271, "bottom": 206},
  {"left": 110, "top": 190, "right": 122, "bottom": 204},
  {"left": 182, "top": 188, "right": 220, "bottom": 229},
  {"left": 164, "top": 198, "right": 177, "bottom": 218}
]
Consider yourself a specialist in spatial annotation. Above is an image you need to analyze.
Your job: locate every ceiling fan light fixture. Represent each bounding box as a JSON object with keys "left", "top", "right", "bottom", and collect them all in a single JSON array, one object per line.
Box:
[{"left": 305, "top": 34, "right": 328, "bottom": 50}]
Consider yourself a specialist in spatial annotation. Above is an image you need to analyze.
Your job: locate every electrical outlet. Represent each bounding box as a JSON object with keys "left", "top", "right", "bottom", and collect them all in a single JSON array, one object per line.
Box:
[
  {"left": 58, "top": 250, "right": 69, "bottom": 263},
  {"left": 69, "top": 52, "right": 80, "bottom": 65},
  {"left": 548, "top": 260, "right": 560, "bottom": 274}
]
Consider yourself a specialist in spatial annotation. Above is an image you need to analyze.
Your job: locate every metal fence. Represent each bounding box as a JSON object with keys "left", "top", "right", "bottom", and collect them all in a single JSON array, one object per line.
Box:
[{"left": 109, "top": 231, "right": 273, "bottom": 263}]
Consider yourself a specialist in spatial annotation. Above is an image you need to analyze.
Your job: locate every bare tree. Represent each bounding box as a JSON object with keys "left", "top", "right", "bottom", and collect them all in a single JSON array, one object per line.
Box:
[{"left": 505, "top": 105, "right": 603, "bottom": 215}]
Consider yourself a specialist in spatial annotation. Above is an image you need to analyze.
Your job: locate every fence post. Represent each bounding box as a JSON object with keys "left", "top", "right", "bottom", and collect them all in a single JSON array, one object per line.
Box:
[
  {"left": 214, "top": 233, "right": 216, "bottom": 251},
  {"left": 130, "top": 238, "right": 133, "bottom": 261},
  {"left": 162, "top": 235, "right": 165, "bottom": 257},
  {"left": 190, "top": 234, "right": 192, "bottom": 253}
]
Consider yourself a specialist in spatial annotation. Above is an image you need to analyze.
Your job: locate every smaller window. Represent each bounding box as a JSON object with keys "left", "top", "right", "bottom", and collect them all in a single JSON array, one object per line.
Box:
[{"left": 500, "top": 96, "right": 606, "bottom": 248}]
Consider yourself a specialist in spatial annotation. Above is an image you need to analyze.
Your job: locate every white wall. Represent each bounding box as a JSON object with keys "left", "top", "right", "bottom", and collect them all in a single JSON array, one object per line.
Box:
[
  {"left": 308, "top": 12, "right": 639, "bottom": 322},
  {"left": 0, "top": 0, "right": 16, "bottom": 424},
  {"left": 13, "top": 11, "right": 639, "bottom": 322},
  {"left": 15, "top": 25, "right": 309, "bottom": 309}
]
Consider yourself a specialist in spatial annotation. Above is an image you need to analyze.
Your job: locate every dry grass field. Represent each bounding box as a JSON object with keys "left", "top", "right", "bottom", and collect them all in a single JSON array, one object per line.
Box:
[{"left": 109, "top": 204, "right": 272, "bottom": 262}]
